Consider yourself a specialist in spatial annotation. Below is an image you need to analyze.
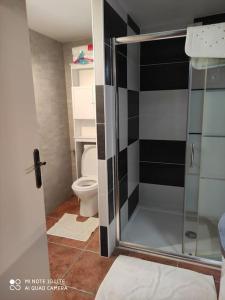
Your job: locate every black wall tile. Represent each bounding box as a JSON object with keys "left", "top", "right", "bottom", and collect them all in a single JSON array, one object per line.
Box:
[
  {"left": 127, "top": 15, "right": 140, "bottom": 34},
  {"left": 140, "top": 62, "right": 189, "bottom": 91},
  {"left": 128, "top": 117, "right": 139, "bottom": 145},
  {"left": 128, "top": 185, "right": 139, "bottom": 219},
  {"left": 107, "top": 157, "right": 113, "bottom": 192},
  {"left": 128, "top": 90, "right": 139, "bottom": 118},
  {"left": 96, "top": 85, "right": 105, "bottom": 123},
  {"left": 100, "top": 226, "right": 108, "bottom": 257},
  {"left": 117, "top": 44, "right": 127, "bottom": 57},
  {"left": 194, "top": 13, "right": 225, "bottom": 25},
  {"left": 97, "top": 124, "right": 105, "bottom": 159},
  {"left": 116, "top": 51, "right": 127, "bottom": 88},
  {"left": 140, "top": 140, "right": 186, "bottom": 164},
  {"left": 108, "top": 189, "right": 114, "bottom": 224},
  {"left": 119, "top": 174, "right": 128, "bottom": 208},
  {"left": 141, "top": 38, "right": 188, "bottom": 65},
  {"left": 104, "top": 0, "right": 127, "bottom": 47},
  {"left": 118, "top": 148, "right": 127, "bottom": 180},
  {"left": 140, "top": 162, "right": 185, "bottom": 187},
  {"left": 105, "top": 44, "right": 113, "bottom": 85}
]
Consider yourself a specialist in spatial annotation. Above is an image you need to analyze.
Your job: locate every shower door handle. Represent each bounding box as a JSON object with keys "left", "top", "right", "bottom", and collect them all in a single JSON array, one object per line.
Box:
[{"left": 190, "top": 143, "right": 195, "bottom": 168}]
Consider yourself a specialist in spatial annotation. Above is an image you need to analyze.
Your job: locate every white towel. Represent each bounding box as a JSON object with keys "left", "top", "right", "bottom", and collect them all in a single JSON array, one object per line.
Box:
[
  {"left": 185, "top": 23, "right": 225, "bottom": 58},
  {"left": 96, "top": 255, "right": 217, "bottom": 300}
]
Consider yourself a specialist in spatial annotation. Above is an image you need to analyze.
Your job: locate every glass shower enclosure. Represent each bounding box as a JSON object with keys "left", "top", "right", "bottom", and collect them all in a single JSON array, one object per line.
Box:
[
  {"left": 113, "top": 30, "right": 225, "bottom": 265},
  {"left": 184, "top": 59, "right": 225, "bottom": 262}
]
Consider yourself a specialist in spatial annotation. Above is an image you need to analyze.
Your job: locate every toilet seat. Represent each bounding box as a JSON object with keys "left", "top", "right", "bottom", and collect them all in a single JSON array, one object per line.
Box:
[{"left": 72, "top": 176, "right": 98, "bottom": 192}]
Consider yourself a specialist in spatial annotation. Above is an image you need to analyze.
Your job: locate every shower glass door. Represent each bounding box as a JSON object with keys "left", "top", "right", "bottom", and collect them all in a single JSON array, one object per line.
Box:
[
  {"left": 115, "top": 34, "right": 188, "bottom": 257},
  {"left": 184, "top": 59, "right": 225, "bottom": 262},
  {"left": 115, "top": 31, "right": 224, "bottom": 264}
]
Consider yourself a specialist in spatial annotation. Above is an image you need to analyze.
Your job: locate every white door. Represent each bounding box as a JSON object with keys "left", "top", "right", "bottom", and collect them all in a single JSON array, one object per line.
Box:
[{"left": 0, "top": 1, "right": 50, "bottom": 299}]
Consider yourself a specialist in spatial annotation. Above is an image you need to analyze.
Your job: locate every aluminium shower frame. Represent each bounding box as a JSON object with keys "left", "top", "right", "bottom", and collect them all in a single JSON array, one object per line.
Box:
[{"left": 112, "top": 28, "right": 221, "bottom": 267}]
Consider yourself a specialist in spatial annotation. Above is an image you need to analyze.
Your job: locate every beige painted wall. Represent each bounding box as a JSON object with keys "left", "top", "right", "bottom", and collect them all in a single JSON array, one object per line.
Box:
[
  {"left": 30, "top": 30, "right": 73, "bottom": 214},
  {"left": 63, "top": 39, "right": 92, "bottom": 181}
]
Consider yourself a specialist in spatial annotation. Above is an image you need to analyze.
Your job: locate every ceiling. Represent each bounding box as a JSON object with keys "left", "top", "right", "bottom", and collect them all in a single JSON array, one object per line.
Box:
[
  {"left": 121, "top": 0, "right": 225, "bottom": 33},
  {"left": 26, "top": 0, "right": 225, "bottom": 43},
  {"left": 26, "top": 0, "right": 92, "bottom": 43}
]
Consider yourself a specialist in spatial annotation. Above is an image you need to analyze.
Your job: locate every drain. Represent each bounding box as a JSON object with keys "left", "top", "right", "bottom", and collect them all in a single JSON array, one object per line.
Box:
[{"left": 185, "top": 231, "right": 197, "bottom": 239}]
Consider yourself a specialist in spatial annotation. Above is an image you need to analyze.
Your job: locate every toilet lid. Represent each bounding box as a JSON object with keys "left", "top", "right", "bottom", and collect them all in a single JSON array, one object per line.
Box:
[{"left": 81, "top": 145, "right": 97, "bottom": 176}]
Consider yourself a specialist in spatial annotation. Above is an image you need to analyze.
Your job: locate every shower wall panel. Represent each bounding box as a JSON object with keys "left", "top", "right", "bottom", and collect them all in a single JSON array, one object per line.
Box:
[{"left": 139, "top": 38, "right": 189, "bottom": 213}]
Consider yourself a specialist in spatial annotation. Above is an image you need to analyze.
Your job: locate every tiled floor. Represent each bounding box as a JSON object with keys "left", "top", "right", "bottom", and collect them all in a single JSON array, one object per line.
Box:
[
  {"left": 47, "top": 196, "right": 221, "bottom": 299},
  {"left": 46, "top": 196, "right": 115, "bottom": 300}
]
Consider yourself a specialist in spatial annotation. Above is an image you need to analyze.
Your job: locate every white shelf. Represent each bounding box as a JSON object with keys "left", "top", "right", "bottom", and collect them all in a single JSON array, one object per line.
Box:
[
  {"left": 70, "top": 63, "right": 94, "bottom": 70},
  {"left": 74, "top": 137, "right": 96, "bottom": 143}
]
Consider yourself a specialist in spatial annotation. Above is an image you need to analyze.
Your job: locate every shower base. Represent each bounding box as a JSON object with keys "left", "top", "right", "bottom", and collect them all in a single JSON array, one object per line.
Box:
[
  {"left": 121, "top": 206, "right": 183, "bottom": 254},
  {"left": 121, "top": 205, "right": 221, "bottom": 260}
]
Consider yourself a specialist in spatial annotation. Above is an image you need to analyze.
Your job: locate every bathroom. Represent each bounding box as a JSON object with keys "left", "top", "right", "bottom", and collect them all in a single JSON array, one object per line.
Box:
[
  {"left": 26, "top": 0, "right": 101, "bottom": 277},
  {"left": 2, "top": 0, "right": 225, "bottom": 299},
  {"left": 26, "top": 0, "right": 225, "bottom": 289}
]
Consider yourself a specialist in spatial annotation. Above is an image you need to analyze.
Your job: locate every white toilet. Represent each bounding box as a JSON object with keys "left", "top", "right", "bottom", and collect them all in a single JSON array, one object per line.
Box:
[{"left": 72, "top": 145, "right": 98, "bottom": 217}]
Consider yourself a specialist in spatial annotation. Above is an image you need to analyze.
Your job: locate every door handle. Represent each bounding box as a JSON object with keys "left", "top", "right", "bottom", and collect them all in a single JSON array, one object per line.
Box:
[
  {"left": 190, "top": 143, "right": 195, "bottom": 168},
  {"left": 33, "top": 149, "right": 46, "bottom": 189}
]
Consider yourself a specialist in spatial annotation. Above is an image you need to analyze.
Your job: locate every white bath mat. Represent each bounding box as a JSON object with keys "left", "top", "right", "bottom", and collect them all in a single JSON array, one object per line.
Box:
[
  {"left": 96, "top": 255, "right": 217, "bottom": 300},
  {"left": 47, "top": 213, "right": 99, "bottom": 242}
]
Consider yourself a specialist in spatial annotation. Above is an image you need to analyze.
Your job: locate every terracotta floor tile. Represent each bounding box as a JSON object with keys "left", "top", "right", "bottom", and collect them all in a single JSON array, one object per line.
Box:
[
  {"left": 64, "top": 251, "right": 115, "bottom": 293},
  {"left": 53, "top": 287, "right": 94, "bottom": 300},
  {"left": 85, "top": 229, "right": 99, "bottom": 253},
  {"left": 215, "top": 280, "right": 220, "bottom": 297},
  {"left": 48, "top": 243, "right": 82, "bottom": 279},
  {"left": 49, "top": 196, "right": 80, "bottom": 219},
  {"left": 46, "top": 217, "right": 58, "bottom": 230},
  {"left": 48, "top": 235, "right": 88, "bottom": 250},
  {"left": 113, "top": 249, "right": 179, "bottom": 267},
  {"left": 178, "top": 261, "right": 221, "bottom": 278}
]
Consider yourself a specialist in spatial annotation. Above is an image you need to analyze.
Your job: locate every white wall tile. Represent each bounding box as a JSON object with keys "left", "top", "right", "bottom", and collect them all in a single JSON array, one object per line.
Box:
[
  {"left": 201, "top": 137, "right": 225, "bottom": 179},
  {"left": 108, "top": 218, "right": 116, "bottom": 256},
  {"left": 203, "top": 90, "right": 225, "bottom": 136},
  {"left": 97, "top": 160, "right": 109, "bottom": 226},
  {"left": 128, "top": 140, "right": 139, "bottom": 197},
  {"left": 119, "top": 88, "right": 128, "bottom": 151},
  {"left": 98, "top": 192, "right": 109, "bottom": 226},
  {"left": 140, "top": 90, "right": 188, "bottom": 141},
  {"left": 120, "top": 200, "right": 128, "bottom": 232},
  {"left": 207, "top": 65, "right": 225, "bottom": 89},
  {"left": 188, "top": 90, "right": 204, "bottom": 134},
  {"left": 98, "top": 159, "right": 108, "bottom": 195},
  {"left": 139, "top": 183, "right": 184, "bottom": 213},
  {"left": 199, "top": 178, "right": 225, "bottom": 220},
  {"left": 184, "top": 174, "right": 199, "bottom": 213}
]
